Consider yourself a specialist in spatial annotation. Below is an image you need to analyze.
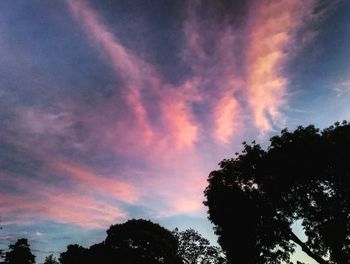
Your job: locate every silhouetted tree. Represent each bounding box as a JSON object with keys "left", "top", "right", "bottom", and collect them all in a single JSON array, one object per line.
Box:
[
  {"left": 43, "top": 254, "right": 58, "bottom": 264},
  {"left": 105, "top": 219, "right": 182, "bottom": 264},
  {"left": 0, "top": 221, "right": 4, "bottom": 263},
  {"left": 59, "top": 245, "right": 88, "bottom": 264},
  {"left": 87, "top": 243, "right": 115, "bottom": 264},
  {"left": 173, "top": 228, "right": 226, "bottom": 264},
  {"left": 204, "top": 122, "right": 350, "bottom": 264},
  {"left": 4, "top": 239, "right": 35, "bottom": 264},
  {"left": 58, "top": 219, "right": 182, "bottom": 264}
]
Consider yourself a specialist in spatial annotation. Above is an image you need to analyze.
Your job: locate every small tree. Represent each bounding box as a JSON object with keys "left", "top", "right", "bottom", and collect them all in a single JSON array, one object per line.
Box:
[
  {"left": 43, "top": 254, "right": 58, "bottom": 264},
  {"left": 4, "top": 239, "right": 35, "bottom": 264}
]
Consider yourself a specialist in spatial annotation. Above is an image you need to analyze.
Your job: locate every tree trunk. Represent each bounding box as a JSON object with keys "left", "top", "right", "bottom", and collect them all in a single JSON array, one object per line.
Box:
[{"left": 287, "top": 230, "right": 329, "bottom": 264}]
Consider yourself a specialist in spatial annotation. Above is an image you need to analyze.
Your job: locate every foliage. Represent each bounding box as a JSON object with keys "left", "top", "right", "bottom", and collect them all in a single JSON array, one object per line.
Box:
[
  {"left": 204, "top": 121, "right": 350, "bottom": 264},
  {"left": 4, "top": 238, "right": 35, "bottom": 264},
  {"left": 58, "top": 219, "right": 182, "bottom": 264},
  {"left": 59, "top": 245, "right": 88, "bottom": 264},
  {"left": 105, "top": 219, "right": 182, "bottom": 264},
  {"left": 57, "top": 219, "right": 227, "bottom": 264},
  {"left": 43, "top": 254, "right": 58, "bottom": 264},
  {"left": 173, "top": 228, "right": 226, "bottom": 264},
  {"left": 87, "top": 243, "right": 115, "bottom": 264}
]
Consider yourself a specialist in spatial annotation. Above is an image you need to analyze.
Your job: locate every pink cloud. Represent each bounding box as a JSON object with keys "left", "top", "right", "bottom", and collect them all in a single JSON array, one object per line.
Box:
[
  {"left": 44, "top": 193, "right": 127, "bottom": 228},
  {"left": 65, "top": 0, "right": 200, "bottom": 153},
  {"left": 181, "top": 1, "right": 246, "bottom": 143},
  {"left": 65, "top": 0, "right": 143, "bottom": 80},
  {"left": 53, "top": 161, "right": 137, "bottom": 203},
  {"left": 0, "top": 0, "right": 329, "bottom": 233},
  {"left": 65, "top": 0, "right": 156, "bottom": 149},
  {"left": 159, "top": 83, "right": 200, "bottom": 149},
  {"left": 182, "top": 0, "right": 320, "bottom": 138},
  {"left": 56, "top": 0, "right": 321, "bottom": 219},
  {"left": 214, "top": 92, "right": 242, "bottom": 143},
  {"left": 130, "top": 151, "right": 211, "bottom": 217},
  {"left": 0, "top": 173, "right": 127, "bottom": 228},
  {"left": 2, "top": 193, "right": 126, "bottom": 228}
]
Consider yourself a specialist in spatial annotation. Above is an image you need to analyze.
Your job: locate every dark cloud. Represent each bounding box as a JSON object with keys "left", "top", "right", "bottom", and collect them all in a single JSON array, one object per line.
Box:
[{"left": 0, "top": 140, "right": 44, "bottom": 185}]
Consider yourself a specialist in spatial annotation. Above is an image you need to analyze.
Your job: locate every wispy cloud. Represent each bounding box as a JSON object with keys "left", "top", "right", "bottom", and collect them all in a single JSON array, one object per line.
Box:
[
  {"left": 334, "top": 80, "right": 350, "bottom": 96},
  {"left": 65, "top": 0, "right": 200, "bottom": 152},
  {"left": 53, "top": 161, "right": 137, "bottom": 203},
  {"left": 0, "top": 174, "right": 127, "bottom": 228},
  {"left": 0, "top": 0, "right": 324, "bottom": 229},
  {"left": 245, "top": 0, "right": 318, "bottom": 134},
  {"left": 214, "top": 92, "right": 242, "bottom": 143},
  {"left": 181, "top": 1, "right": 245, "bottom": 143},
  {"left": 62, "top": 0, "right": 323, "bottom": 218}
]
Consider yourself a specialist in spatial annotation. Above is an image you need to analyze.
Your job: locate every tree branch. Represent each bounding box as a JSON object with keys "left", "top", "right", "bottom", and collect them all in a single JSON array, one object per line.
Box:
[{"left": 287, "top": 230, "right": 329, "bottom": 264}]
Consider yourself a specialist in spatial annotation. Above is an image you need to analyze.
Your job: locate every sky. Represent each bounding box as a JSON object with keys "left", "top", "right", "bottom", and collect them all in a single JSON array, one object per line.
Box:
[{"left": 0, "top": 0, "right": 350, "bottom": 263}]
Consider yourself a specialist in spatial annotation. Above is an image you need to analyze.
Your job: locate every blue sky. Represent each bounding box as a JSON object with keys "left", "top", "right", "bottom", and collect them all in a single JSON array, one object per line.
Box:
[{"left": 1, "top": 0, "right": 350, "bottom": 263}]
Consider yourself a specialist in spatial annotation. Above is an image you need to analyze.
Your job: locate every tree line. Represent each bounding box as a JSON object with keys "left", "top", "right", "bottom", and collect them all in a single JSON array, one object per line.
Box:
[
  {"left": 0, "top": 219, "right": 226, "bottom": 264},
  {"left": 2, "top": 121, "right": 350, "bottom": 263}
]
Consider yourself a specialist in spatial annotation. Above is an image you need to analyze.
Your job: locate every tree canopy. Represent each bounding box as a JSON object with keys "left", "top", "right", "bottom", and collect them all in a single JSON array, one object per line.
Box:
[
  {"left": 105, "top": 219, "right": 182, "bottom": 264},
  {"left": 173, "top": 228, "right": 226, "bottom": 264},
  {"left": 59, "top": 219, "right": 182, "bottom": 264},
  {"left": 57, "top": 219, "right": 226, "bottom": 264},
  {"left": 59, "top": 245, "right": 88, "bottom": 264},
  {"left": 3, "top": 238, "right": 35, "bottom": 264},
  {"left": 204, "top": 122, "right": 350, "bottom": 264},
  {"left": 43, "top": 254, "right": 59, "bottom": 264}
]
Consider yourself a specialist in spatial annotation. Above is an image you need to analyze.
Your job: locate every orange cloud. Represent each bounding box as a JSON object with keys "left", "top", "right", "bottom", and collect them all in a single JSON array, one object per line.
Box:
[
  {"left": 246, "top": 0, "right": 317, "bottom": 133},
  {"left": 214, "top": 92, "right": 242, "bottom": 143}
]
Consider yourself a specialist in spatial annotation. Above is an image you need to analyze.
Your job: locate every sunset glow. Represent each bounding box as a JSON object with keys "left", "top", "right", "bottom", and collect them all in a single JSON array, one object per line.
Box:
[{"left": 1, "top": 1, "right": 349, "bottom": 263}]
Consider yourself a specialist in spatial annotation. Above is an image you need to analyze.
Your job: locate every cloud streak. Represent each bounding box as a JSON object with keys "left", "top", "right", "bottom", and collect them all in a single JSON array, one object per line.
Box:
[
  {"left": 0, "top": 0, "right": 323, "bottom": 230},
  {"left": 56, "top": 0, "right": 322, "bottom": 219},
  {"left": 0, "top": 173, "right": 127, "bottom": 228},
  {"left": 245, "top": 0, "right": 318, "bottom": 133},
  {"left": 65, "top": 0, "right": 200, "bottom": 152},
  {"left": 53, "top": 162, "right": 138, "bottom": 203}
]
